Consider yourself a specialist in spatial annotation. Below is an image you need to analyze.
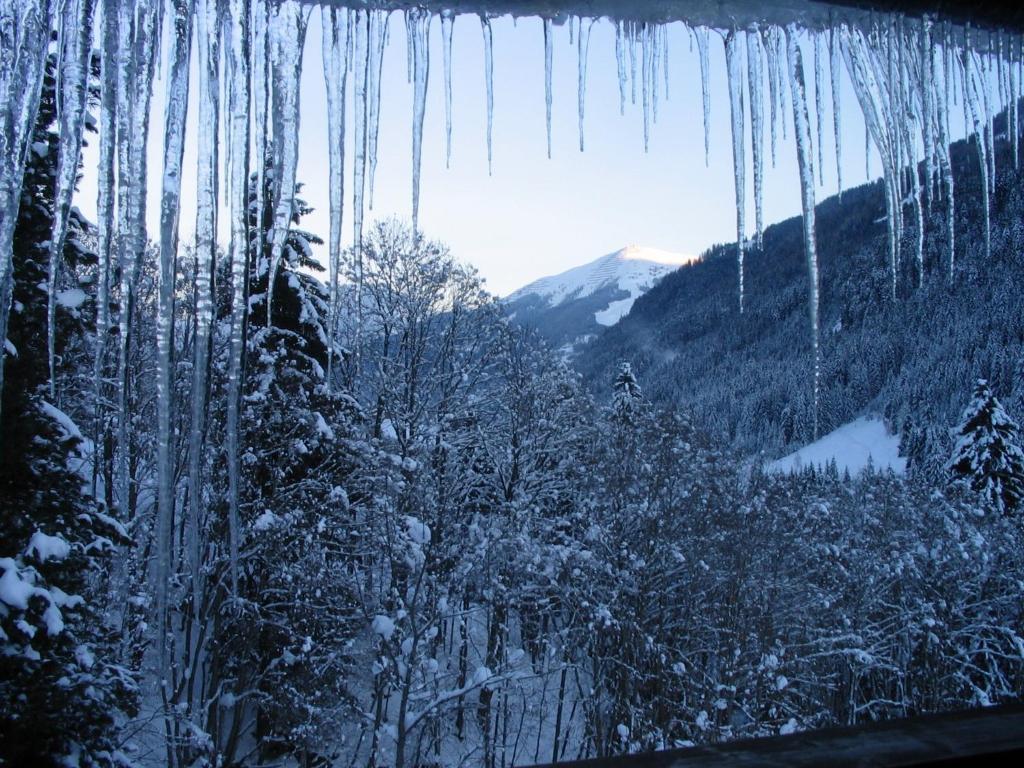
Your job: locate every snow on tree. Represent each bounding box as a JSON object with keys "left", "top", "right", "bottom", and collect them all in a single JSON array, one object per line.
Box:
[
  {"left": 947, "top": 378, "right": 1024, "bottom": 516},
  {"left": 1, "top": 55, "right": 135, "bottom": 764}
]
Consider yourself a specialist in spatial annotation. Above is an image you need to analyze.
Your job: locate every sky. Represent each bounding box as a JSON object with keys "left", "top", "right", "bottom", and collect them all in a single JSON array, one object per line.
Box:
[{"left": 75, "top": 10, "right": 938, "bottom": 297}]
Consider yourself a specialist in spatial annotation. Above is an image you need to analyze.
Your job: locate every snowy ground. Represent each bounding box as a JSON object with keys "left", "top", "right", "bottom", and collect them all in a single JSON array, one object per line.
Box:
[{"left": 767, "top": 417, "right": 907, "bottom": 476}]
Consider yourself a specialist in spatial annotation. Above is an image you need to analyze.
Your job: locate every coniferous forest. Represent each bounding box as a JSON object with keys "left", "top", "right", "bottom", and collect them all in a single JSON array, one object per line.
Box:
[{"left": 3, "top": 6, "right": 1024, "bottom": 768}]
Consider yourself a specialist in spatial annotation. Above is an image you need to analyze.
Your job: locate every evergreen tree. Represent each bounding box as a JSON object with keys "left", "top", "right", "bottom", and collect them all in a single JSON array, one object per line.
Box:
[
  {"left": 204, "top": 169, "right": 362, "bottom": 764},
  {"left": 0, "top": 54, "right": 136, "bottom": 766},
  {"left": 947, "top": 379, "right": 1024, "bottom": 515},
  {"left": 611, "top": 361, "right": 644, "bottom": 423}
]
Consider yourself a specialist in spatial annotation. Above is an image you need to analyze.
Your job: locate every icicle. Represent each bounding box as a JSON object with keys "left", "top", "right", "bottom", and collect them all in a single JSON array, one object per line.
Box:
[
  {"left": 155, "top": 0, "right": 193, "bottom": 679},
  {"left": 266, "top": 0, "right": 308, "bottom": 327},
  {"left": 830, "top": 25, "right": 843, "bottom": 201},
  {"left": 932, "top": 32, "right": 956, "bottom": 280},
  {"left": 568, "top": 14, "right": 574, "bottom": 47},
  {"left": 92, "top": 0, "right": 119, "bottom": 489},
  {"left": 0, "top": 0, "right": 55, "bottom": 424},
  {"left": 189, "top": 0, "right": 221, "bottom": 610},
  {"left": 367, "top": 10, "right": 387, "bottom": 209},
  {"left": 663, "top": 24, "right": 670, "bottom": 101},
  {"left": 814, "top": 32, "right": 825, "bottom": 186},
  {"left": 641, "top": 24, "right": 651, "bottom": 151},
  {"left": 865, "top": 120, "right": 871, "bottom": 180},
  {"left": 841, "top": 24, "right": 901, "bottom": 301},
  {"left": 410, "top": 8, "right": 430, "bottom": 232},
  {"left": 651, "top": 24, "right": 660, "bottom": 124},
  {"left": 785, "top": 24, "right": 821, "bottom": 441},
  {"left": 481, "top": 15, "right": 494, "bottom": 174},
  {"left": 544, "top": 17, "right": 553, "bottom": 159},
  {"left": 964, "top": 44, "right": 992, "bottom": 261},
  {"left": 251, "top": 0, "right": 270, "bottom": 276},
  {"left": 696, "top": 27, "right": 711, "bottom": 166},
  {"left": 577, "top": 18, "right": 591, "bottom": 152},
  {"left": 724, "top": 30, "right": 746, "bottom": 313},
  {"left": 1012, "top": 34, "right": 1020, "bottom": 169},
  {"left": 352, "top": 11, "right": 368, "bottom": 372},
  {"left": 615, "top": 20, "right": 626, "bottom": 116},
  {"left": 225, "top": 0, "right": 253, "bottom": 595},
  {"left": 405, "top": 9, "right": 414, "bottom": 84},
  {"left": 763, "top": 28, "right": 779, "bottom": 167},
  {"left": 979, "top": 42, "right": 996, "bottom": 196},
  {"left": 895, "top": 24, "right": 924, "bottom": 287},
  {"left": 920, "top": 18, "right": 935, "bottom": 212},
  {"left": 747, "top": 28, "right": 764, "bottom": 247},
  {"left": 442, "top": 11, "right": 454, "bottom": 168},
  {"left": 47, "top": 0, "right": 96, "bottom": 399},
  {"left": 777, "top": 27, "right": 789, "bottom": 142},
  {"left": 886, "top": 21, "right": 903, "bottom": 204},
  {"left": 116, "top": 0, "right": 159, "bottom": 520},
  {"left": 322, "top": 5, "right": 348, "bottom": 385},
  {"left": 629, "top": 21, "right": 637, "bottom": 105}
]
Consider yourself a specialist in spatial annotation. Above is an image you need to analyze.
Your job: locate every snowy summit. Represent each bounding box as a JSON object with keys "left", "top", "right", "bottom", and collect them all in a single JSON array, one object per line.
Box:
[{"left": 507, "top": 245, "right": 695, "bottom": 327}]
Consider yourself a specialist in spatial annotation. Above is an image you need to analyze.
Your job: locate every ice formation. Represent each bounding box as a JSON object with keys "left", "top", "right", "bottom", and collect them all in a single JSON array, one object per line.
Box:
[{"left": 0, "top": 0, "right": 1017, "bottom": 548}]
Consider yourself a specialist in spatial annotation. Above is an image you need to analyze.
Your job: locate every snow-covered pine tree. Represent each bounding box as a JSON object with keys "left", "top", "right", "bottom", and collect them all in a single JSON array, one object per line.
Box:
[
  {"left": 0, "top": 53, "right": 136, "bottom": 766},
  {"left": 947, "top": 379, "right": 1024, "bottom": 515},
  {"left": 202, "top": 169, "right": 363, "bottom": 764},
  {"left": 611, "top": 361, "right": 644, "bottom": 422}
]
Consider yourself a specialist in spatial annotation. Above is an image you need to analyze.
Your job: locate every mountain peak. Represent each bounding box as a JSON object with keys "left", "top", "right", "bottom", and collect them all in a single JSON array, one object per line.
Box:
[{"left": 506, "top": 245, "right": 696, "bottom": 329}]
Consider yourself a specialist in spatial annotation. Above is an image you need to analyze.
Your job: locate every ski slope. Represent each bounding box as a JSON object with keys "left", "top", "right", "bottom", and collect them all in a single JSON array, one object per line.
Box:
[{"left": 768, "top": 416, "right": 907, "bottom": 476}]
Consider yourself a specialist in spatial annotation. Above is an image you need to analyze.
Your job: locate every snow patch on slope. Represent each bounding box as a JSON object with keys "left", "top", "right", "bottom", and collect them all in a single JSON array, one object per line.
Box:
[
  {"left": 768, "top": 416, "right": 906, "bottom": 476},
  {"left": 507, "top": 245, "right": 695, "bottom": 326}
]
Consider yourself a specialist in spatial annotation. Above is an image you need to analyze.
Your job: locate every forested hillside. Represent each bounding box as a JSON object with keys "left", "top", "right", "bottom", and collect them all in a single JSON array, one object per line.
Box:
[{"left": 577, "top": 118, "right": 1024, "bottom": 476}]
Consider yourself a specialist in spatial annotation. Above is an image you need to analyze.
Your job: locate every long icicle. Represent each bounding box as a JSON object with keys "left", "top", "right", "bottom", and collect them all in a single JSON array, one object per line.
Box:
[
  {"left": 964, "top": 44, "right": 992, "bottom": 261},
  {"left": 830, "top": 23, "right": 843, "bottom": 201},
  {"left": 92, "top": 0, "right": 119, "bottom": 493},
  {"left": 696, "top": 26, "right": 711, "bottom": 166},
  {"left": 577, "top": 17, "right": 591, "bottom": 152},
  {"left": 411, "top": 8, "right": 430, "bottom": 232},
  {"left": 352, "top": 9, "right": 368, "bottom": 372},
  {"left": 322, "top": 4, "right": 348, "bottom": 385},
  {"left": 843, "top": 24, "right": 901, "bottom": 301},
  {"left": 764, "top": 28, "right": 779, "bottom": 167},
  {"left": 544, "top": 17, "right": 553, "bottom": 159},
  {"left": 481, "top": 15, "right": 494, "bottom": 174},
  {"left": 116, "top": 0, "right": 158, "bottom": 522},
  {"left": 154, "top": 0, "right": 193, "bottom": 694},
  {"left": 367, "top": 10, "right": 387, "bottom": 208},
  {"left": 265, "top": 0, "right": 307, "bottom": 327},
  {"left": 225, "top": 0, "right": 252, "bottom": 596},
  {"left": 442, "top": 10, "right": 454, "bottom": 168},
  {"left": 188, "top": 0, "right": 221, "bottom": 632},
  {"left": 615, "top": 20, "right": 626, "bottom": 115},
  {"left": 641, "top": 23, "right": 650, "bottom": 151},
  {"left": 748, "top": 28, "right": 765, "bottom": 247},
  {"left": 786, "top": 24, "right": 821, "bottom": 441},
  {"left": 724, "top": 30, "right": 746, "bottom": 313},
  {"left": 814, "top": 32, "right": 825, "bottom": 186},
  {"left": 932, "top": 30, "right": 956, "bottom": 280},
  {"left": 47, "top": 0, "right": 96, "bottom": 400},
  {"left": 1, "top": 0, "right": 56, "bottom": 427},
  {"left": 920, "top": 17, "right": 936, "bottom": 211}
]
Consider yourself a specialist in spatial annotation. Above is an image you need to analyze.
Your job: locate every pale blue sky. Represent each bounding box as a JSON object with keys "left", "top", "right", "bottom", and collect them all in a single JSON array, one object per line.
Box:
[{"left": 78, "top": 13, "right": 945, "bottom": 296}]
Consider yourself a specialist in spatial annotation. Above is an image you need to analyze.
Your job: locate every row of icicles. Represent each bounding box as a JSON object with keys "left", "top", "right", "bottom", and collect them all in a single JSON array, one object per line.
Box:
[
  {"left": 2, "top": 2, "right": 1021, "bottom": 455},
  {"left": 329, "top": 8, "right": 1019, "bottom": 440}
]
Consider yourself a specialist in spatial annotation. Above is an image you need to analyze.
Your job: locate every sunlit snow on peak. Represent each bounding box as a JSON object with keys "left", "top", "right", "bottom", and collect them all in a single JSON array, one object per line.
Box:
[{"left": 506, "top": 245, "right": 696, "bottom": 327}]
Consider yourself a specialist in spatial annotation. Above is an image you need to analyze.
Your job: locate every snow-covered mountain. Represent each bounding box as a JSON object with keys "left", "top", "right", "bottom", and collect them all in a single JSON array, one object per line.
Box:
[{"left": 504, "top": 245, "right": 695, "bottom": 353}]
